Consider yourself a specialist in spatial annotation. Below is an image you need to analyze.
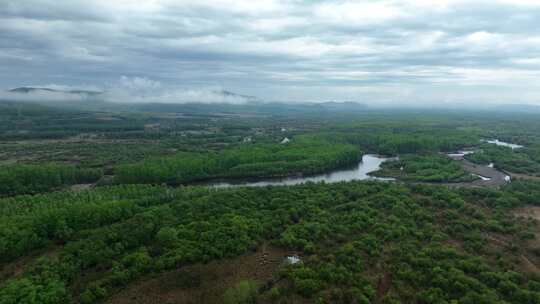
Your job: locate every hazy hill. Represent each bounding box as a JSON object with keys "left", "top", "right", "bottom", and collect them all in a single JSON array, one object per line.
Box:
[{"left": 8, "top": 86, "right": 103, "bottom": 96}]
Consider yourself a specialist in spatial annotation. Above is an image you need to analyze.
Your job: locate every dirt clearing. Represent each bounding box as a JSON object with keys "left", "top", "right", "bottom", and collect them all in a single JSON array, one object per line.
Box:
[{"left": 107, "top": 244, "right": 293, "bottom": 304}]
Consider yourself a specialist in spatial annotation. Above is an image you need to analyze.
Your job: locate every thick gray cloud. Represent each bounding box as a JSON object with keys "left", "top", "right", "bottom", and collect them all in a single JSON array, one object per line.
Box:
[{"left": 1, "top": 0, "right": 540, "bottom": 105}]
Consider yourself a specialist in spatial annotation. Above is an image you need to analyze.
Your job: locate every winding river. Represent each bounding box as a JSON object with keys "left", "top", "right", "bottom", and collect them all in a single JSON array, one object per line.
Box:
[
  {"left": 208, "top": 154, "right": 395, "bottom": 188},
  {"left": 204, "top": 139, "right": 523, "bottom": 188}
]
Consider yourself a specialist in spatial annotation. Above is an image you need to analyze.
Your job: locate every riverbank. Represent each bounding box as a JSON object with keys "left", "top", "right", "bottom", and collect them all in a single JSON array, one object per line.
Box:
[
  {"left": 455, "top": 159, "right": 509, "bottom": 187},
  {"left": 503, "top": 171, "right": 540, "bottom": 181},
  {"left": 204, "top": 154, "right": 394, "bottom": 188},
  {"left": 375, "top": 158, "right": 509, "bottom": 189}
]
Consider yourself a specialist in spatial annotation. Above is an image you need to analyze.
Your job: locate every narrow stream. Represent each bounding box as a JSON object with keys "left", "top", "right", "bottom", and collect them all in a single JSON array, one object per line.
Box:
[{"left": 485, "top": 139, "right": 523, "bottom": 149}]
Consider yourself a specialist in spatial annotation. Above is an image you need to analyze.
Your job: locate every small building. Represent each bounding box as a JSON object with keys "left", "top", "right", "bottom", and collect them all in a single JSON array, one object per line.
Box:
[
  {"left": 284, "top": 255, "right": 301, "bottom": 265},
  {"left": 280, "top": 137, "right": 291, "bottom": 144}
]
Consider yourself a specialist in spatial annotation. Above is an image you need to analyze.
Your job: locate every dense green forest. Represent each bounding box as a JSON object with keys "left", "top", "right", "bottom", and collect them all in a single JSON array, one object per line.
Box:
[
  {"left": 0, "top": 164, "right": 102, "bottom": 197},
  {"left": 372, "top": 154, "right": 477, "bottom": 182},
  {"left": 1, "top": 181, "right": 540, "bottom": 303},
  {"left": 2, "top": 101, "right": 540, "bottom": 303},
  {"left": 115, "top": 137, "right": 361, "bottom": 185},
  {"left": 467, "top": 144, "right": 540, "bottom": 176},
  {"left": 317, "top": 128, "right": 480, "bottom": 156}
]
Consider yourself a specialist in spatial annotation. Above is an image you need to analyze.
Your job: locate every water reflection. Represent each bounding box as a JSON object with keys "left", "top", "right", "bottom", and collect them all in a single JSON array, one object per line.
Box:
[
  {"left": 485, "top": 139, "right": 523, "bottom": 149},
  {"left": 446, "top": 150, "right": 475, "bottom": 159},
  {"left": 209, "top": 154, "right": 395, "bottom": 188},
  {"left": 472, "top": 174, "right": 491, "bottom": 181}
]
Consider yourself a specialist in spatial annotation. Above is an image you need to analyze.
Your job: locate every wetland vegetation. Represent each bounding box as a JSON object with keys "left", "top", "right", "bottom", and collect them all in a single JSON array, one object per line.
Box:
[{"left": 371, "top": 154, "right": 477, "bottom": 183}]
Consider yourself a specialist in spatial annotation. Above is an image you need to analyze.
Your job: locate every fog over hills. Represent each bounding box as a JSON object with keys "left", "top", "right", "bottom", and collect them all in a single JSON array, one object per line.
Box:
[
  {"left": 1, "top": 85, "right": 374, "bottom": 116},
  {"left": 9, "top": 87, "right": 103, "bottom": 96},
  {"left": 3, "top": 84, "right": 539, "bottom": 114},
  {"left": 2, "top": 85, "right": 259, "bottom": 105}
]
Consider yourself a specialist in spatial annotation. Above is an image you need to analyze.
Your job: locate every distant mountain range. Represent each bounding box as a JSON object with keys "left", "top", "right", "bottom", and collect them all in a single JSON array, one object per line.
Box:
[
  {"left": 7, "top": 87, "right": 259, "bottom": 101},
  {"left": 134, "top": 100, "right": 368, "bottom": 116},
  {"left": 5, "top": 87, "right": 539, "bottom": 114},
  {"left": 4, "top": 86, "right": 370, "bottom": 115},
  {"left": 8, "top": 87, "right": 103, "bottom": 96},
  {"left": 318, "top": 101, "right": 368, "bottom": 111},
  {"left": 215, "top": 89, "right": 258, "bottom": 102},
  {"left": 494, "top": 103, "right": 540, "bottom": 113}
]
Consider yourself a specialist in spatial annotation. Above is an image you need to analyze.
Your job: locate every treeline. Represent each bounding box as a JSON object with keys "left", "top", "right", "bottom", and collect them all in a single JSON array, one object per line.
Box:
[
  {"left": 115, "top": 137, "right": 361, "bottom": 184},
  {"left": 0, "top": 164, "right": 102, "bottom": 196},
  {"left": 373, "top": 154, "right": 476, "bottom": 182},
  {"left": 467, "top": 144, "right": 540, "bottom": 176},
  {"left": 317, "top": 128, "right": 480, "bottom": 155},
  {"left": 0, "top": 181, "right": 539, "bottom": 303}
]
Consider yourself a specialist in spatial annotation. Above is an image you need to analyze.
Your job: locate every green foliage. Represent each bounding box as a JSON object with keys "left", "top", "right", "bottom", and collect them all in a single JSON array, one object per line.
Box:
[
  {"left": 156, "top": 227, "right": 179, "bottom": 248},
  {"left": 374, "top": 154, "right": 476, "bottom": 182},
  {"left": 0, "top": 164, "right": 102, "bottom": 196},
  {"left": 1, "top": 177, "right": 540, "bottom": 303},
  {"left": 223, "top": 280, "right": 259, "bottom": 304},
  {"left": 0, "top": 277, "right": 69, "bottom": 304},
  {"left": 0, "top": 185, "right": 168, "bottom": 262},
  {"left": 318, "top": 118, "right": 482, "bottom": 156},
  {"left": 3, "top": 107, "right": 540, "bottom": 304},
  {"left": 115, "top": 137, "right": 361, "bottom": 184},
  {"left": 467, "top": 144, "right": 540, "bottom": 176}
]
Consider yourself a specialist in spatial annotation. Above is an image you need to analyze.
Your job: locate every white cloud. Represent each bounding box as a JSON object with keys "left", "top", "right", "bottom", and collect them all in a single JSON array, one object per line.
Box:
[
  {"left": 449, "top": 67, "right": 540, "bottom": 85},
  {"left": 117, "top": 76, "right": 161, "bottom": 92},
  {"left": 0, "top": 90, "right": 88, "bottom": 103},
  {"left": 1, "top": 77, "right": 253, "bottom": 104},
  {"left": 512, "top": 57, "right": 540, "bottom": 65},
  {"left": 313, "top": 1, "right": 405, "bottom": 25},
  {"left": 497, "top": 0, "right": 540, "bottom": 7},
  {"left": 2, "top": 0, "right": 540, "bottom": 105},
  {"left": 465, "top": 31, "right": 502, "bottom": 44},
  {"left": 103, "top": 76, "right": 251, "bottom": 104}
]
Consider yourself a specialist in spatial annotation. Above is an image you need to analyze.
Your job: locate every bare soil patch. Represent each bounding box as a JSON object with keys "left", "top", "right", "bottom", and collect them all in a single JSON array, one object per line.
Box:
[
  {"left": 514, "top": 206, "right": 540, "bottom": 222},
  {"left": 107, "top": 244, "right": 293, "bottom": 304},
  {"left": 70, "top": 183, "right": 94, "bottom": 191},
  {"left": 508, "top": 172, "right": 540, "bottom": 181},
  {"left": 0, "top": 245, "right": 60, "bottom": 284}
]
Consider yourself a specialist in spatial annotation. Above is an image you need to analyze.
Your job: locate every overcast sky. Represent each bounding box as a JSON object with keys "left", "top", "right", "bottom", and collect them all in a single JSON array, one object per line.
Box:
[{"left": 1, "top": 0, "right": 540, "bottom": 105}]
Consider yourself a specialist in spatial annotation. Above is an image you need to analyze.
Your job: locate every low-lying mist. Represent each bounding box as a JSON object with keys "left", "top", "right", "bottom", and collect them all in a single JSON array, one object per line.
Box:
[{"left": 1, "top": 76, "right": 255, "bottom": 105}]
